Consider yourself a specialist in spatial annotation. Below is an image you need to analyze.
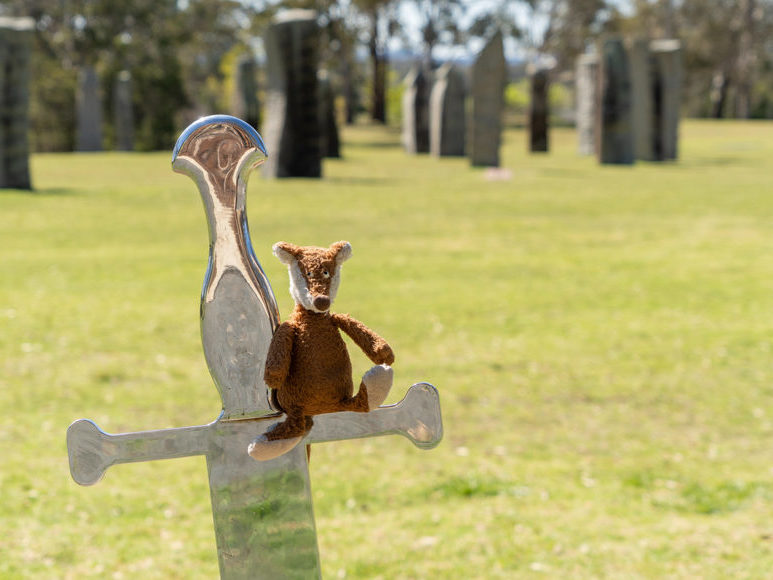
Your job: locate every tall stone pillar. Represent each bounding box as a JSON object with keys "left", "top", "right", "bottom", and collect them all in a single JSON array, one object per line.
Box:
[
  {"left": 402, "top": 66, "right": 430, "bottom": 154},
  {"left": 630, "top": 38, "right": 654, "bottom": 161},
  {"left": 113, "top": 71, "right": 134, "bottom": 152},
  {"left": 631, "top": 38, "right": 682, "bottom": 162},
  {"left": 262, "top": 10, "right": 321, "bottom": 178},
  {"left": 469, "top": 31, "right": 506, "bottom": 167},
  {"left": 597, "top": 37, "right": 634, "bottom": 165},
  {"left": 76, "top": 66, "right": 103, "bottom": 152},
  {"left": 575, "top": 53, "right": 598, "bottom": 156},
  {"left": 318, "top": 70, "right": 340, "bottom": 158},
  {"left": 232, "top": 55, "right": 260, "bottom": 130},
  {"left": 0, "top": 17, "right": 34, "bottom": 189},
  {"left": 651, "top": 39, "right": 682, "bottom": 161},
  {"left": 529, "top": 69, "right": 549, "bottom": 153},
  {"left": 429, "top": 63, "right": 466, "bottom": 157}
]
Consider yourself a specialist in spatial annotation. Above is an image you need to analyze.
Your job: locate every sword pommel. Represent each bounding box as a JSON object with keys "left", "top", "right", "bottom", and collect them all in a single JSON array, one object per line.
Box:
[
  {"left": 172, "top": 114, "right": 266, "bottom": 165},
  {"left": 172, "top": 115, "right": 267, "bottom": 213}
]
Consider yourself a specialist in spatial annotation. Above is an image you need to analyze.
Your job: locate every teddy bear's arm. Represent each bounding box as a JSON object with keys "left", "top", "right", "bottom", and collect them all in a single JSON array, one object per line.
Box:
[
  {"left": 264, "top": 321, "right": 295, "bottom": 389},
  {"left": 331, "top": 313, "right": 395, "bottom": 365}
]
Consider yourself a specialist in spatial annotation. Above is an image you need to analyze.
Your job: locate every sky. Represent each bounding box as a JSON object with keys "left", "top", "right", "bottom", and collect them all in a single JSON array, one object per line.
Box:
[
  {"left": 393, "top": 0, "right": 531, "bottom": 62},
  {"left": 393, "top": 0, "right": 635, "bottom": 62}
]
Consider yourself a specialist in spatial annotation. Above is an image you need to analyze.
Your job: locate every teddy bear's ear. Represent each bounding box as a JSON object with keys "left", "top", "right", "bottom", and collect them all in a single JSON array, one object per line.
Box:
[
  {"left": 330, "top": 241, "right": 352, "bottom": 265},
  {"left": 273, "top": 242, "right": 300, "bottom": 265}
]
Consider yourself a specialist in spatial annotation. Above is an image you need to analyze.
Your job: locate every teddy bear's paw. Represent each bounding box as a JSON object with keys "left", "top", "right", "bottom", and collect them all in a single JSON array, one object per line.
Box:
[
  {"left": 363, "top": 364, "right": 393, "bottom": 410},
  {"left": 247, "top": 434, "right": 302, "bottom": 461}
]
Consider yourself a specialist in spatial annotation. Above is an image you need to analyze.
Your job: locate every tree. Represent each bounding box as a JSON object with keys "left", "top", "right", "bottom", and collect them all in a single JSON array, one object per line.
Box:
[
  {"left": 352, "top": 0, "right": 398, "bottom": 123},
  {"left": 735, "top": 0, "right": 759, "bottom": 118},
  {"left": 656, "top": 0, "right": 772, "bottom": 118},
  {"left": 1, "top": 0, "right": 257, "bottom": 150},
  {"left": 467, "top": 1, "right": 520, "bottom": 52},
  {"left": 405, "top": 0, "right": 466, "bottom": 68},
  {"left": 541, "top": 0, "right": 617, "bottom": 70}
]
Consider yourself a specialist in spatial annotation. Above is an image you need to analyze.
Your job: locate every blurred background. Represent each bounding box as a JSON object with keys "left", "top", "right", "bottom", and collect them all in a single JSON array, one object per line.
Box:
[
  {"left": 2, "top": 0, "right": 772, "bottom": 151},
  {"left": 3, "top": 1, "right": 773, "bottom": 578}
]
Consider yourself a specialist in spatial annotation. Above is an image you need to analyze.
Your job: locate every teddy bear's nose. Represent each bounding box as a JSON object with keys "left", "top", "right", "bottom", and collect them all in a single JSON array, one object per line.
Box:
[{"left": 313, "top": 296, "right": 330, "bottom": 311}]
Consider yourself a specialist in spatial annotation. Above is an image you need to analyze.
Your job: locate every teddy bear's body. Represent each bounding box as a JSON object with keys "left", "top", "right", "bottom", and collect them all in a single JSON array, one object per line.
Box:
[
  {"left": 249, "top": 241, "right": 393, "bottom": 458},
  {"left": 277, "top": 308, "right": 359, "bottom": 414}
]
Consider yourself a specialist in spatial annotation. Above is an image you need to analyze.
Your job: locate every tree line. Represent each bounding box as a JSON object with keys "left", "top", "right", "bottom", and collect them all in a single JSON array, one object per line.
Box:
[{"left": 2, "top": 0, "right": 772, "bottom": 152}]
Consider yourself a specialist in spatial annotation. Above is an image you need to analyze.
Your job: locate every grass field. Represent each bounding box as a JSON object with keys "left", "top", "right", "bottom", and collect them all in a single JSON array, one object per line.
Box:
[{"left": 2, "top": 120, "right": 773, "bottom": 578}]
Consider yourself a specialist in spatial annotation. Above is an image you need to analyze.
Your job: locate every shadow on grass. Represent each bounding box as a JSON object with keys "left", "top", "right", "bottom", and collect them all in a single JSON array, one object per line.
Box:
[
  {"left": 30, "top": 187, "right": 80, "bottom": 196},
  {"left": 351, "top": 140, "right": 401, "bottom": 149},
  {"left": 672, "top": 156, "right": 753, "bottom": 168},
  {"left": 1, "top": 187, "right": 78, "bottom": 196},
  {"left": 324, "top": 176, "right": 394, "bottom": 186}
]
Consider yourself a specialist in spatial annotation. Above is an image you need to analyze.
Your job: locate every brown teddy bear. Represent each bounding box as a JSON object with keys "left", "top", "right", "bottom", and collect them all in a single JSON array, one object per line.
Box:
[{"left": 248, "top": 241, "right": 394, "bottom": 461}]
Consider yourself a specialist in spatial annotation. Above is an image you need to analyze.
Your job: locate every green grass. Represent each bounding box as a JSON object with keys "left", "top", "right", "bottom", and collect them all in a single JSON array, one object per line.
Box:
[{"left": 3, "top": 120, "right": 773, "bottom": 578}]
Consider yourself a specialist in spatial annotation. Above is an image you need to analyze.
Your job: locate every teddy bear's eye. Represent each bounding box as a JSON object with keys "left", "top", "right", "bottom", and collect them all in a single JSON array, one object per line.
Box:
[{"left": 322, "top": 270, "right": 330, "bottom": 278}]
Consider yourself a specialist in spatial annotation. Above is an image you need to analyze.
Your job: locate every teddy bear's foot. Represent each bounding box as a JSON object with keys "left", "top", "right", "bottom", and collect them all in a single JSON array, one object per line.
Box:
[
  {"left": 247, "top": 434, "right": 303, "bottom": 462},
  {"left": 362, "top": 364, "right": 393, "bottom": 410}
]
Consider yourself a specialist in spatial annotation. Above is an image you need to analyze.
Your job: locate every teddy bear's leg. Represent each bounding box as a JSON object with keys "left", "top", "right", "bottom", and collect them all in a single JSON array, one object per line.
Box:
[
  {"left": 265, "top": 408, "right": 310, "bottom": 441},
  {"left": 247, "top": 408, "right": 309, "bottom": 462},
  {"left": 346, "top": 364, "right": 393, "bottom": 412},
  {"left": 339, "top": 386, "right": 370, "bottom": 413}
]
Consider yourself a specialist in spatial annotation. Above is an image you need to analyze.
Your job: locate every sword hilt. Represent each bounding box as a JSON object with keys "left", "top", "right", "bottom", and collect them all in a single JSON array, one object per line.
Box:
[{"left": 172, "top": 115, "right": 280, "bottom": 420}]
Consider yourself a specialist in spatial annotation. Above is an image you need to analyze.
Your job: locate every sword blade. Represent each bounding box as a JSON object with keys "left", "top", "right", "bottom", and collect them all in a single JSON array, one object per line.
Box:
[{"left": 206, "top": 419, "right": 321, "bottom": 579}]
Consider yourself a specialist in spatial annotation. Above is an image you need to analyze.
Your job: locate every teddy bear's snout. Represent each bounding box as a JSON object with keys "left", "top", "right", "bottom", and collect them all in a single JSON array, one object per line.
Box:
[{"left": 313, "top": 295, "right": 331, "bottom": 311}]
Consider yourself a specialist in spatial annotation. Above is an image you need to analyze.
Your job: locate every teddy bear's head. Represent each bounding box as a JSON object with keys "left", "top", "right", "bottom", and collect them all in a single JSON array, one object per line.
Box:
[{"left": 273, "top": 241, "right": 352, "bottom": 313}]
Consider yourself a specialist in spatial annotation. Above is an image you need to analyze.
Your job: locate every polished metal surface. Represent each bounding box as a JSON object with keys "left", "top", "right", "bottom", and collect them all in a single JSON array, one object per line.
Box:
[
  {"left": 67, "top": 115, "right": 443, "bottom": 579},
  {"left": 172, "top": 115, "right": 278, "bottom": 419},
  {"left": 67, "top": 385, "right": 443, "bottom": 488},
  {"left": 67, "top": 415, "right": 215, "bottom": 486},
  {"left": 308, "top": 382, "right": 442, "bottom": 448}
]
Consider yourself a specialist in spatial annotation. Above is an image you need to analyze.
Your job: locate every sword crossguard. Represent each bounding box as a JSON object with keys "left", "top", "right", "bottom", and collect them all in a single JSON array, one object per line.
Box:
[
  {"left": 308, "top": 383, "right": 443, "bottom": 449},
  {"left": 67, "top": 384, "right": 443, "bottom": 485},
  {"left": 67, "top": 418, "right": 213, "bottom": 486}
]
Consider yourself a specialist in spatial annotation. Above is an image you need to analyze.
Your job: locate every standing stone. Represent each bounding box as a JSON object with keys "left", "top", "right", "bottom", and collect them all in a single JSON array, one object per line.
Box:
[
  {"left": 318, "top": 70, "right": 340, "bottom": 158},
  {"left": 469, "top": 31, "right": 506, "bottom": 167},
  {"left": 76, "top": 66, "right": 103, "bottom": 152},
  {"left": 0, "top": 17, "right": 34, "bottom": 189},
  {"left": 575, "top": 53, "right": 598, "bottom": 156},
  {"left": 630, "top": 38, "right": 653, "bottom": 161},
  {"left": 529, "top": 69, "right": 550, "bottom": 153},
  {"left": 429, "top": 63, "right": 466, "bottom": 157},
  {"left": 402, "top": 66, "right": 430, "bottom": 154},
  {"left": 630, "top": 38, "right": 682, "bottom": 161},
  {"left": 113, "top": 71, "right": 134, "bottom": 152},
  {"left": 262, "top": 10, "right": 321, "bottom": 178},
  {"left": 597, "top": 37, "right": 634, "bottom": 165},
  {"left": 650, "top": 39, "right": 682, "bottom": 161},
  {"left": 232, "top": 55, "right": 260, "bottom": 130}
]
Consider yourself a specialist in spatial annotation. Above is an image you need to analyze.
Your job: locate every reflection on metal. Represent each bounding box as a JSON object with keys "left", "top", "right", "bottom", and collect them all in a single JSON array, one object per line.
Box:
[
  {"left": 172, "top": 115, "right": 278, "bottom": 419},
  {"left": 67, "top": 115, "right": 443, "bottom": 579}
]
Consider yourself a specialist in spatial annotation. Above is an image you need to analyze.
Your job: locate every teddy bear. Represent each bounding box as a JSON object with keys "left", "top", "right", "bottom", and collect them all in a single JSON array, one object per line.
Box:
[{"left": 248, "top": 240, "right": 394, "bottom": 461}]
